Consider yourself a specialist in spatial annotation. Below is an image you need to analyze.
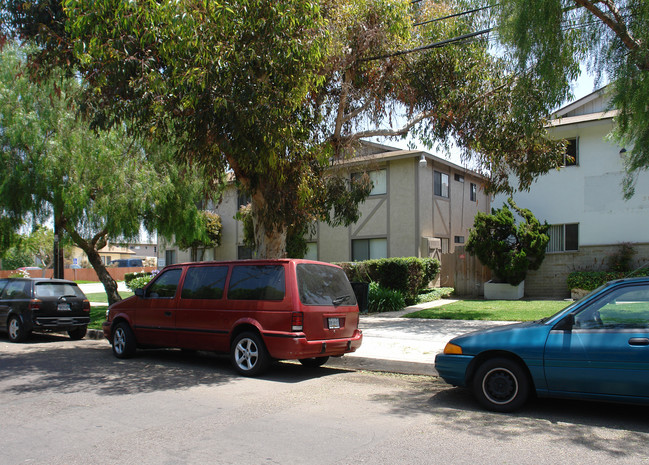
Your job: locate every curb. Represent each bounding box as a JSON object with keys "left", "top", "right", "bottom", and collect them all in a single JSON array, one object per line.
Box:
[{"left": 326, "top": 355, "right": 438, "bottom": 376}]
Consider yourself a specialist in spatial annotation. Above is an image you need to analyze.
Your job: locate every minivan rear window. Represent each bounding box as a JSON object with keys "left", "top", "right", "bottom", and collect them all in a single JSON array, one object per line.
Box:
[
  {"left": 228, "top": 265, "right": 285, "bottom": 301},
  {"left": 35, "top": 282, "right": 85, "bottom": 299},
  {"left": 181, "top": 266, "right": 228, "bottom": 300},
  {"left": 297, "top": 264, "right": 357, "bottom": 306}
]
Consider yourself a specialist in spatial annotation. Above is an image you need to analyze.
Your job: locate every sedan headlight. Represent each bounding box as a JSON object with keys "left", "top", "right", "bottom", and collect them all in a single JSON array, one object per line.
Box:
[{"left": 443, "top": 342, "right": 463, "bottom": 355}]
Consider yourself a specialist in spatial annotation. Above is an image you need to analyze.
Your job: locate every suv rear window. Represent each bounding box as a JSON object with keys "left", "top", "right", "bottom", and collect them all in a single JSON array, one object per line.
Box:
[
  {"left": 228, "top": 265, "right": 285, "bottom": 301},
  {"left": 297, "top": 264, "right": 357, "bottom": 306},
  {"left": 34, "top": 282, "right": 85, "bottom": 299},
  {"left": 181, "top": 266, "right": 228, "bottom": 300}
]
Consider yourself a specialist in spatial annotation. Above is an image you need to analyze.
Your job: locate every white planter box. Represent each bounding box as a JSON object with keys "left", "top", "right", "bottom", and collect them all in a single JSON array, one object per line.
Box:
[{"left": 484, "top": 280, "right": 525, "bottom": 300}]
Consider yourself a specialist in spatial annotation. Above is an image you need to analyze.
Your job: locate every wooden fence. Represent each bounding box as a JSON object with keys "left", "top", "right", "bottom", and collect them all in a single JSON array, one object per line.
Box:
[{"left": 439, "top": 247, "right": 490, "bottom": 297}]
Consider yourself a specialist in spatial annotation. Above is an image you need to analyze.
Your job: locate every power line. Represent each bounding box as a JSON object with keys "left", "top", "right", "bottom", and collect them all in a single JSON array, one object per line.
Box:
[
  {"left": 362, "top": 28, "right": 492, "bottom": 62},
  {"left": 413, "top": 4, "right": 498, "bottom": 28}
]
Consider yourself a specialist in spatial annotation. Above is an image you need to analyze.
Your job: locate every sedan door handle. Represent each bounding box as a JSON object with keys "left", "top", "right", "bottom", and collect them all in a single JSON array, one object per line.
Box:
[{"left": 628, "top": 337, "right": 649, "bottom": 346}]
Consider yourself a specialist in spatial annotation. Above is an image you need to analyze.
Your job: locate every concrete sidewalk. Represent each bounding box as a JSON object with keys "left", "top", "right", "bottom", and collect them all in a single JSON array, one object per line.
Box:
[{"left": 327, "top": 300, "right": 513, "bottom": 375}]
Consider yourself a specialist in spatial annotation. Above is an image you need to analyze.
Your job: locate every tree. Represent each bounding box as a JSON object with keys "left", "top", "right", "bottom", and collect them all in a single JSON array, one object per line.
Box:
[
  {"left": 4, "top": 0, "right": 567, "bottom": 257},
  {"left": 0, "top": 43, "right": 212, "bottom": 304},
  {"left": 469, "top": 0, "right": 649, "bottom": 198},
  {"left": 176, "top": 211, "right": 223, "bottom": 261},
  {"left": 465, "top": 199, "right": 549, "bottom": 286}
]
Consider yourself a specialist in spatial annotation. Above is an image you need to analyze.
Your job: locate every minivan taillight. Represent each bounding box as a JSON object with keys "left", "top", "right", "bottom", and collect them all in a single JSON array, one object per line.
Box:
[
  {"left": 291, "top": 312, "right": 304, "bottom": 332},
  {"left": 29, "top": 299, "right": 41, "bottom": 311}
]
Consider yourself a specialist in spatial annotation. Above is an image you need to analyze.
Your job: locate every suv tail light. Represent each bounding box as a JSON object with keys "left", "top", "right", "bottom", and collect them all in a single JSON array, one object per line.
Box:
[
  {"left": 29, "top": 299, "right": 42, "bottom": 311},
  {"left": 291, "top": 312, "right": 304, "bottom": 332},
  {"left": 83, "top": 299, "right": 90, "bottom": 312}
]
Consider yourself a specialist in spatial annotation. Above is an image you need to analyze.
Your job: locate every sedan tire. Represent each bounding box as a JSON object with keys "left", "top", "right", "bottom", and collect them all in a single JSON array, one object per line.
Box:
[{"left": 472, "top": 357, "right": 530, "bottom": 412}]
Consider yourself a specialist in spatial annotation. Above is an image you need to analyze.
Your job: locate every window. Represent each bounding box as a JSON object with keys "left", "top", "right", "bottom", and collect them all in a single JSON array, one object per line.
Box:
[
  {"left": 297, "top": 264, "right": 357, "bottom": 306},
  {"left": 352, "top": 238, "right": 387, "bottom": 261},
  {"left": 438, "top": 237, "right": 450, "bottom": 254},
  {"left": 304, "top": 242, "right": 318, "bottom": 261},
  {"left": 470, "top": 183, "right": 477, "bottom": 202},
  {"left": 454, "top": 174, "right": 464, "bottom": 183},
  {"left": 434, "top": 171, "right": 449, "bottom": 198},
  {"left": 237, "top": 189, "right": 251, "bottom": 208},
  {"left": 1, "top": 280, "right": 29, "bottom": 299},
  {"left": 454, "top": 236, "right": 465, "bottom": 244},
  {"left": 574, "top": 283, "right": 649, "bottom": 329},
  {"left": 181, "top": 266, "right": 228, "bottom": 299},
  {"left": 547, "top": 224, "right": 579, "bottom": 252},
  {"left": 353, "top": 169, "right": 387, "bottom": 196},
  {"left": 165, "top": 249, "right": 176, "bottom": 266},
  {"left": 146, "top": 268, "right": 182, "bottom": 298},
  {"left": 228, "top": 265, "right": 285, "bottom": 300},
  {"left": 563, "top": 138, "right": 578, "bottom": 166},
  {"left": 237, "top": 246, "right": 253, "bottom": 260}
]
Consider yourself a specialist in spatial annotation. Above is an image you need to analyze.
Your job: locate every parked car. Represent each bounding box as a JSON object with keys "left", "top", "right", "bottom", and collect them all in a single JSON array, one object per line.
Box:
[
  {"left": 435, "top": 277, "right": 649, "bottom": 412},
  {"left": 0, "top": 278, "right": 91, "bottom": 342},
  {"left": 103, "top": 259, "right": 363, "bottom": 376},
  {"left": 109, "top": 258, "right": 143, "bottom": 268}
]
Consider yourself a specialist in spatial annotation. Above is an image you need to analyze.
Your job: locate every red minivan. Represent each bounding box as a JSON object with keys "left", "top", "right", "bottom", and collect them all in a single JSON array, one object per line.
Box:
[{"left": 103, "top": 259, "right": 363, "bottom": 376}]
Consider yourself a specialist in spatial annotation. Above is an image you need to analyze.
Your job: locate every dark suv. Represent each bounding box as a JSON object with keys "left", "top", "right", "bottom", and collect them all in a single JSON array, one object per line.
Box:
[{"left": 0, "top": 278, "right": 90, "bottom": 342}]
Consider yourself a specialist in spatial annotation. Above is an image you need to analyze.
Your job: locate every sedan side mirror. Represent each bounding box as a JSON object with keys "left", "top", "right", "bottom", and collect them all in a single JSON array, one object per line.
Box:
[{"left": 554, "top": 313, "right": 575, "bottom": 331}]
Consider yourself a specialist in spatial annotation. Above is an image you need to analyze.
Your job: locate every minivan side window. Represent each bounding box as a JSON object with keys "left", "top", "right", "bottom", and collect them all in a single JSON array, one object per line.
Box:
[
  {"left": 297, "top": 264, "right": 357, "bottom": 306},
  {"left": 181, "top": 266, "right": 228, "bottom": 299},
  {"left": 146, "top": 269, "right": 182, "bottom": 298},
  {"left": 228, "top": 265, "right": 285, "bottom": 301}
]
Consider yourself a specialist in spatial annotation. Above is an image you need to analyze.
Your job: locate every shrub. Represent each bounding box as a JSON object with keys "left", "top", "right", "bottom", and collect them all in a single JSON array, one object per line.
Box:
[
  {"left": 126, "top": 275, "right": 154, "bottom": 291},
  {"left": 417, "top": 287, "right": 455, "bottom": 303},
  {"left": 466, "top": 198, "right": 549, "bottom": 286},
  {"left": 567, "top": 268, "right": 649, "bottom": 291},
  {"left": 338, "top": 257, "right": 440, "bottom": 305},
  {"left": 124, "top": 271, "right": 153, "bottom": 286},
  {"left": 368, "top": 282, "right": 406, "bottom": 313}
]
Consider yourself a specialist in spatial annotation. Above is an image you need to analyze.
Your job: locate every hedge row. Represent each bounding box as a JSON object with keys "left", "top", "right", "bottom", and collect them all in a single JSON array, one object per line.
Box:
[
  {"left": 337, "top": 257, "right": 440, "bottom": 305},
  {"left": 567, "top": 269, "right": 649, "bottom": 291}
]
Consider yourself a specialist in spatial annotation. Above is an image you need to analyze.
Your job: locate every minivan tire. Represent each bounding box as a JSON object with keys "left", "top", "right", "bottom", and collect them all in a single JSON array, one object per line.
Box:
[
  {"left": 231, "top": 332, "right": 270, "bottom": 377},
  {"left": 8, "top": 316, "right": 29, "bottom": 343},
  {"left": 112, "top": 322, "right": 137, "bottom": 359},
  {"left": 68, "top": 326, "right": 87, "bottom": 340}
]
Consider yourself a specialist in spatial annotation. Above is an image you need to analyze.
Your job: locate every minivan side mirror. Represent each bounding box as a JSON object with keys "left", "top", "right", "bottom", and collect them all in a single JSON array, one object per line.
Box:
[{"left": 134, "top": 288, "right": 145, "bottom": 298}]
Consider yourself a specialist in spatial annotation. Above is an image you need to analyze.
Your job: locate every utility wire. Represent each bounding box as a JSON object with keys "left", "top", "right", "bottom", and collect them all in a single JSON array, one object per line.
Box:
[{"left": 414, "top": 4, "right": 498, "bottom": 28}]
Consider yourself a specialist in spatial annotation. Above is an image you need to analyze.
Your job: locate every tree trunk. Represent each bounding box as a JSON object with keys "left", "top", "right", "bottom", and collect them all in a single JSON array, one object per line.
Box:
[
  {"left": 251, "top": 192, "right": 287, "bottom": 259},
  {"left": 66, "top": 229, "right": 122, "bottom": 305}
]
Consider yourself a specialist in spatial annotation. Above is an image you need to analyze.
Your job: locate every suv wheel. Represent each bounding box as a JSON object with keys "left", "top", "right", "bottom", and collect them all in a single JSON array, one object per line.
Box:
[
  {"left": 112, "top": 322, "right": 136, "bottom": 358},
  {"left": 231, "top": 332, "right": 269, "bottom": 377},
  {"left": 68, "top": 326, "right": 87, "bottom": 340},
  {"left": 8, "top": 316, "right": 29, "bottom": 343}
]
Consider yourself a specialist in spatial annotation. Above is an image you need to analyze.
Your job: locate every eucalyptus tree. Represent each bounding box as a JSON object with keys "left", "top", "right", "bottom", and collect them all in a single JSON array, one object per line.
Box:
[
  {"left": 4, "top": 0, "right": 567, "bottom": 257},
  {"left": 0, "top": 44, "right": 212, "bottom": 304},
  {"left": 465, "top": 0, "right": 649, "bottom": 198}
]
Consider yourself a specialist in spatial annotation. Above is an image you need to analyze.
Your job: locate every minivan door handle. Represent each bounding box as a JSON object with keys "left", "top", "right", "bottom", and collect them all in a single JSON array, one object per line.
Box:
[
  {"left": 628, "top": 337, "right": 649, "bottom": 346},
  {"left": 164, "top": 311, "right": 172, "bottom": 317}
]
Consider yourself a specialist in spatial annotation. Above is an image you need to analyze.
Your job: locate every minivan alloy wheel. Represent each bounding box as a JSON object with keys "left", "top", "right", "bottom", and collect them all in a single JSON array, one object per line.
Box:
[
  {"left": 112, "top": 322, "right": 136, "bottom": 358},
  {"left": 231, "top": 332, "right": 269, "bottom": 376}
]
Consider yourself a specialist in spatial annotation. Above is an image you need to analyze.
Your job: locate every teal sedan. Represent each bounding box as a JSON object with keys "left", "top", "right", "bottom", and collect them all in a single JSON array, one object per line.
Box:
[{"left": 435, "top": 277, "right": 649, "bottom": 412}]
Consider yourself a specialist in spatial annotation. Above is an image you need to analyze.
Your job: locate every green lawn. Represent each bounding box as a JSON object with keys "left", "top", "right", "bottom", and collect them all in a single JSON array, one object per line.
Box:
[
  {"left": 404, "top": 299, "right": 570, "bottom": 321},
  {"left": 85, "top": 291, "right": 134, "bottom": 302},
  {"left": 86, "top": 291, "right": 134, "bottom": 330}
]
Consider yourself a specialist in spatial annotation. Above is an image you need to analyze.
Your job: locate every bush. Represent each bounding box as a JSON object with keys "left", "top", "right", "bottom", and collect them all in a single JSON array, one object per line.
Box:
[
  {"left": 567, "top": 268, "right": 649, "bottom": 291},
  {"left": 368, "top": 282, "right": 406, "bottom": 313},
  {"left": 338, "top": 257, "right": 440, "bottom": 305},
  {"left": 126, "top": 275, "right": 154, "bottom": 291},
  {"left": 124, "top": 271, "right": 153, "bottom": 285},
  {"left": 417, "top": 287, "right": 454, "bottom": 303}
]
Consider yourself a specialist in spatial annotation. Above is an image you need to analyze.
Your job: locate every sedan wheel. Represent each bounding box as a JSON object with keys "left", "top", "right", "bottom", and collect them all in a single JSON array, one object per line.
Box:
[
  {"left": 472, "top": 358, "right": 530, "bottom": 412},
  {"left": 8, "top": 316, "right": 29, "bottom": 343},
  {"left": 231, "top": 332, "right": 269, "bottom": 377}
]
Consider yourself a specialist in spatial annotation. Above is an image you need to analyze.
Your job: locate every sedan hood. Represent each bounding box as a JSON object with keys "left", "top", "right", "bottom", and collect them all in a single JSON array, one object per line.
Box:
[{"left": 449, "top": 320, "right": 551, "bottom": 356}]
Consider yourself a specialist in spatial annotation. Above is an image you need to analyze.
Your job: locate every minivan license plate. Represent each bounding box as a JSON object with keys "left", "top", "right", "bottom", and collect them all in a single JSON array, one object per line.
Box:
[
  {"left": 57, "top": 303, "right": 71, "bottom": 311},
  {"left": 328, "top": 317, "right": 340, "bottom": 329}
]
